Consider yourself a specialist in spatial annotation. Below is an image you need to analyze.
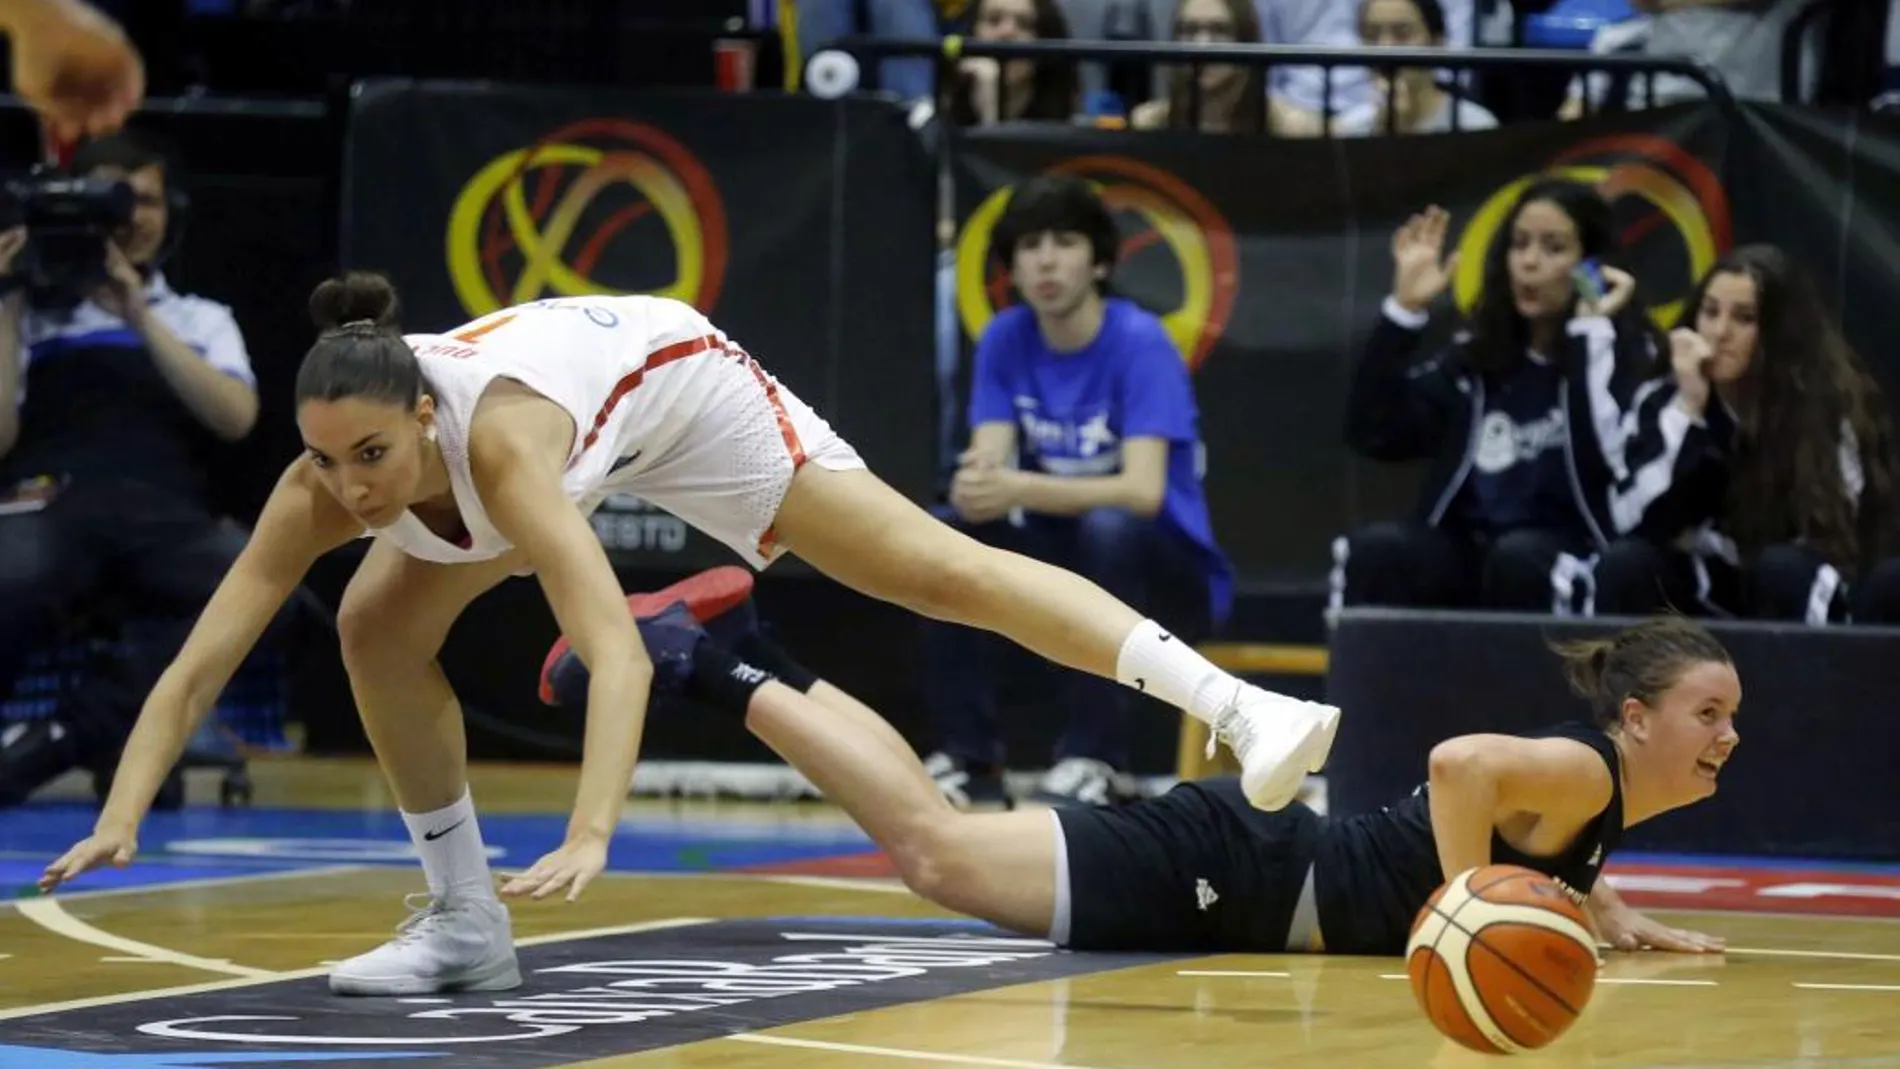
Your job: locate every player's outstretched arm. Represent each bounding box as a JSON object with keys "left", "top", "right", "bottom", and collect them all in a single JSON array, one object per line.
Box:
[
  {"left": 466, "top": 401, "right": 653, "bottom": 903},
  {"left": 1425, "top": 734, "right": 1615, "bottom": 881},
  {"left": 40, "top": 461, "right": 358, "bottom": 892}
]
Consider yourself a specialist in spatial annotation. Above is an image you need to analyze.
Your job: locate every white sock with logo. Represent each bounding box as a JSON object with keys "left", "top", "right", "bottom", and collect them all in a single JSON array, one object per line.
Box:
[
  {"left": 1113, "top": 619, "right": 1245, "bottom": 725},
  {"left": 401, "top": 789, "right": 498, "bottom": 904}
]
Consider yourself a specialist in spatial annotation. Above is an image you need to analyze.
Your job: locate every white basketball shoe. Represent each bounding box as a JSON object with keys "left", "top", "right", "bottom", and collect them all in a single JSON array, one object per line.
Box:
[
  {"left": 329, "top": 894, "right": 521, "bottom": 996},
  {"left": 1205, "top": 682, "right": 1341, "bottom": 811}
]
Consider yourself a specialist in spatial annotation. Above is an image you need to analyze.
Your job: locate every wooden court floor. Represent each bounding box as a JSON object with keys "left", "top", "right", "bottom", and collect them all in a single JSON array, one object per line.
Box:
[{"left": 2, "top": 758, "right": 1897, "bottom": 1068}]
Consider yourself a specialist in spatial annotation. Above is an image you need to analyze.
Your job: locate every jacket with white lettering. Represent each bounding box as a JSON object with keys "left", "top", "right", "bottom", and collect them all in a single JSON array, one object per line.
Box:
[{"left": 1344, "top": 298, "right": 1673, "bottom": 549}]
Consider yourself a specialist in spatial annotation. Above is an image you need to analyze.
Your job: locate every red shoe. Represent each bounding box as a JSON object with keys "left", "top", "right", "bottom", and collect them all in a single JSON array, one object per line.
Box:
[{"left": 538, "top": 566, "right": 757, "bottom": 705}]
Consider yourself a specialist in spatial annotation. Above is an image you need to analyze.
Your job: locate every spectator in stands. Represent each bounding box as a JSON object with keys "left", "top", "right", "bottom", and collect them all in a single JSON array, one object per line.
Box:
[
  {"left": 1129, "top": 0, "right": 1268, "bottom": 132},
  {"left": 1334, "top": 180, "right": 1669, "bottom": 615},
  {"left": 1250, "top": 0, "right": 1476, "bottom": 134},
  {"left": 1594, "top": 245, "right": 1900, "bottom": 624},
  {"left": 1561, "top": 0, "right": 1817, "bottom": 114},
  {"left": 1330, "top": 0, "right": 1497, "bottom": 135},
  {"left": 921, "top": 175, "right": 1232, "bottom": 809},
  {"left": 1639, "top": 0, "right": 1815, "bottom": 102},
  {"left": 948, "top": 0, "right": 1080, "bottom": 125},
  {"left": 788, "top": 0, "right": 967, "bottom": 105},
  {"left": 0, "top": 132, "right": 259, "bottom": 806}
]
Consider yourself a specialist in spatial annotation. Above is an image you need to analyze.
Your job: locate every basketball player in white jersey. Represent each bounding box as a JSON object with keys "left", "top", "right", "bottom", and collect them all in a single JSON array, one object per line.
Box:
[{"left": 39, "top": 271, "right": 1338, "bottom": 996}]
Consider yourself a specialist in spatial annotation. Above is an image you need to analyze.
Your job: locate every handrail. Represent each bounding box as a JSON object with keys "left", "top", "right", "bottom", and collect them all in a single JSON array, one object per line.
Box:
[
  {"left": 1778, "top": 0, "right": 1830, "bottom": 105},
  {"left": 816, "top": 36, "right": 1738, "bottom": 120}
]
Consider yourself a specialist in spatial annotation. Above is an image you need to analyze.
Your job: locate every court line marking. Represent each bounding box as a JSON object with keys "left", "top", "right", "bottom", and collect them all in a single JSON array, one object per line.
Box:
[
  {"left": 1792, "top": 983, "right": 1900, "bottom": 992},
  {"left": 1177, "top": 970, "right": 1292, "bottom": 977},
  {"left": 1728, "top": 945, "right": 1900, "bottom": 963},
  {"left": 14, "top": 896, "right": 278, "bottom": 978},
  {"left": 752, "top": 874, "right": 913, "bottom": 894},
  {"left": 1373, "top": 973, "right": 1718, "bottom": 986},
  {"left": 0, "top": 865, "right": 367, "bottom": 908},
  {"left": 0, "top": 914, "right": 711, "bottom": 1021},
  {"left": 728, "top": 1033, "right": 1111, "bottom": 1069}
]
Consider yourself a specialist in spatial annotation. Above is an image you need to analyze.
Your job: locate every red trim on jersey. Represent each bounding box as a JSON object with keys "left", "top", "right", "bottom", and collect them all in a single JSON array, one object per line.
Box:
[
  {"left": 739, "top": 347, "right": 807, "bottom": 559},
  {"left": 574, "top": 333, "right": 721, "bottom": 456}
]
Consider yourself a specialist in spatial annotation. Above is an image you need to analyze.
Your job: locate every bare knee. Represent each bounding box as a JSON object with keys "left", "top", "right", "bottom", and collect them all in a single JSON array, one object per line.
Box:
[
  {"left": 886, "top": 818, "right": 986, "bottom": 910},
  {"left": 336, "top": 588, "right": 431, "bottom": 678}
]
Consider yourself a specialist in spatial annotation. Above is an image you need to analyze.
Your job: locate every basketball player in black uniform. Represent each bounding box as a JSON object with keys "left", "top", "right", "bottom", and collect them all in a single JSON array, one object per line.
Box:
[{"left": 543, "top": 568, "right": 1737, "bottom": 956}]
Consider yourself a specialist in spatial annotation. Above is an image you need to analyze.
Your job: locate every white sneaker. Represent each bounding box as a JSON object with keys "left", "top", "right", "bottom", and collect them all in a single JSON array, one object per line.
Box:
[
  {"left": 329, "top": 893, "right": 521, "bottom": 996},
  {"left": 1205, "top": 683, "right": 1341, "bottom": 811}
]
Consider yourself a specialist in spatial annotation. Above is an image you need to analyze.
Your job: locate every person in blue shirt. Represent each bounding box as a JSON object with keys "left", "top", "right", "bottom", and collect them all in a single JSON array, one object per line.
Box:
[{"left": 923, "top": 174, "right": 1234, "bottom": 809}]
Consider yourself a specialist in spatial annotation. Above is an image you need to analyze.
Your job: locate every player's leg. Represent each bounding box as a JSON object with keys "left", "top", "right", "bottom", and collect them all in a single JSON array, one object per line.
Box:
[
  {"left": 596, "top": 597, "right": 1062, "bottom": 937},
  {"left": 328, "top": 540, "right": 527, "bottom": 996},
  {"left": 540, "top": 567, "right": 944, "bottom": 803},
  {"left": 771, "top": 462, "right": 1336, "bottom": 811},
  {"left": 746, "top": 678, "right": 1061, "bottom": 938},
  {"left": 620, "top": 346, "right": 1333, "bottom": 811}
]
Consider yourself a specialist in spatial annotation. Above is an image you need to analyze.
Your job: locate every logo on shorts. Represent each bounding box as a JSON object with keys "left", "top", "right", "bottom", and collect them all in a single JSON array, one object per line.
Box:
[
  {"left": 445, "top": 119, "right": 730, "bottom": 319},
  {"left": 1195, "top": 878, "right": 1220, "bottom": 912},
  {"left": 955, "top": 155, "right": 1237, "bottom": 371}
]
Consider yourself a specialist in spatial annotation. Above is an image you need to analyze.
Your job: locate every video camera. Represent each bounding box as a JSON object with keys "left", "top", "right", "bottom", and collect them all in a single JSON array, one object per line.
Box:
[{"left": 0, "top": 168, "right": 135, "bottom": 308}]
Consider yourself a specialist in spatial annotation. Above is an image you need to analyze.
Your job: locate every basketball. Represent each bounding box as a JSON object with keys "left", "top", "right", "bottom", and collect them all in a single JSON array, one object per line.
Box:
[{"left": 1406, "top": 865, "right": 1601, "bottom": 1054}]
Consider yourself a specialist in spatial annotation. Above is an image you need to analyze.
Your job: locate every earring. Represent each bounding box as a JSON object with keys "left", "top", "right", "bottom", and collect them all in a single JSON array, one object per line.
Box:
[{"left": 424, "top": 425, "right": 438, "bottom": 443}]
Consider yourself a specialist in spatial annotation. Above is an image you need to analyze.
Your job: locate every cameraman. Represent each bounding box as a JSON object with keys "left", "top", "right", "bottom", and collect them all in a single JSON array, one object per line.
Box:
[{"left": 0, "top": 131, "right": 258, "bottom": 806}]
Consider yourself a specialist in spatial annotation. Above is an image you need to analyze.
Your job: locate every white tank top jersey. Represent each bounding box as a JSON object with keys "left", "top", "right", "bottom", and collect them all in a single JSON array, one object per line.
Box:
[{"left": 371, "top": 295, "right": 737, "bottom": 565}]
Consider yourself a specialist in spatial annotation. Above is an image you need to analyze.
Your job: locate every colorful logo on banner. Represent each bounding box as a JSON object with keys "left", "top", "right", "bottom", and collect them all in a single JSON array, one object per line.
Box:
[
  {"left": 1453, "top": 135, "right": 1731, "bottom": 327},
  {"left": 444, "top": 119, "right": 729, "bottom": 318},
  {"left": 955, "top": 155, "right": 1238, "bottom": 370}
]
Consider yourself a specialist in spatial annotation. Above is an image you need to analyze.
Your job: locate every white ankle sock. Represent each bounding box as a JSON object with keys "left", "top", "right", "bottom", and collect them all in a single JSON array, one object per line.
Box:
[
  {"left": 1114, "top": 620, "right": 1240, "bottom": 724},
  {"left": 402, "top": 790, "right": 497, "bottom": 903}
]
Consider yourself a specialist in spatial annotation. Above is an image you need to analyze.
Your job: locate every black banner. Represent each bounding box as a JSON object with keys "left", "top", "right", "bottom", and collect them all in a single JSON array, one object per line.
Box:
[
  {"left": 2, "top": 917, "right": 1181, "bottom": 1067},
  {"left": 949, "top": 105, "right": 1733, "bottom": 584},
  {"left": 342, "top": 83, "right": 939, "bottom": 572},
  {"left": 1723, "top": 104, "right": 1900, "bottom": 398}
]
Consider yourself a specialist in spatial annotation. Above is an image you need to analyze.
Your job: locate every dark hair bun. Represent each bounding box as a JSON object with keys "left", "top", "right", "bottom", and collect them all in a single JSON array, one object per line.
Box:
[{"left": 309, "top": 271, "right": 402, "bottom": 331}]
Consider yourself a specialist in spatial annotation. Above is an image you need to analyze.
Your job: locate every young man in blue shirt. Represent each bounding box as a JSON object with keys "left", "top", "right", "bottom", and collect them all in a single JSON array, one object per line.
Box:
[{"left": 923, "top": 174, "right": 1234, "bottom": 808}]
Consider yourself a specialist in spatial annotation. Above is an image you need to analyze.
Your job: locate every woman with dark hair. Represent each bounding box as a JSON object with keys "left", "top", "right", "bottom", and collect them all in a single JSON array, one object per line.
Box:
[
  {"left": 1595, "top": 244, "right": 1900, "bottom": 624},
  {"left": 1129, "top": 0, "right": 1266, "bottom": 134},
  {"left": 1332, "top": 0, "right": 1498, "bottom": 136},
  {"left": 1334, "top": 178, "right": 1672, "bottom": 614},
  {"left": 549, "top": 574, "right": 1738, "bottom": 982},
  {"left": 40, "top": 271, "right": 1337, "bottom": 996},
  {"left": 947, "top": 0, "right": 1078, "bottom": 127}
]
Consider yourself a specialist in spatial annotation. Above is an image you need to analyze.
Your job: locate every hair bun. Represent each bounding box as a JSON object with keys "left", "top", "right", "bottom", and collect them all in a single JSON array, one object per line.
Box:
[{"left": 309, "top": 271, "right": 401, "bottom": 332}]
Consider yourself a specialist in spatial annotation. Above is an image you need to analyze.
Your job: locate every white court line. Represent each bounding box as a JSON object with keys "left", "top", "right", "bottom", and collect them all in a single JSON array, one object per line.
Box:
[
  {"left": 754, "top": 874, "right": 913, "bottom": 895},
  {"left": 14, "top": 897, "right": 277, "bottom": 978},
  {"left": 1792, "top": 983, "right": 1900, "bottom": 992},
  {"left": 0, "top": 915, "right": 711, "bottom": 1021},
  {"left": 1728, "top": 945, "right": 1900, "bottom": 964},
  {"left": 728, "top": 1033, "right": 1113, "bottom": 1069},
  {"left": 0, "top": 865, "right": 367, "bottom": 909},
  {"left": 1177, "top": 970, "right": 1291, "bottom": 977},
  {"left": 1597, "top": 978, "right": 1719, "bottom": 986}
]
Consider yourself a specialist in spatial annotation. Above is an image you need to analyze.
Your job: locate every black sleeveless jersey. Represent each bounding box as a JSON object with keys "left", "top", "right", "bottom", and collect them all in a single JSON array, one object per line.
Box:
[{"left": 1311, "top": 721, "right": 1625, "bottom": 955}]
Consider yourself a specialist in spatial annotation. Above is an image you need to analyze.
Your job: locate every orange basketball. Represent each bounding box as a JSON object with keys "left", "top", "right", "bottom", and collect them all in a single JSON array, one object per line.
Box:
[{"left": 1405, "top": 865, "right": 1600, "bottom": 1055}]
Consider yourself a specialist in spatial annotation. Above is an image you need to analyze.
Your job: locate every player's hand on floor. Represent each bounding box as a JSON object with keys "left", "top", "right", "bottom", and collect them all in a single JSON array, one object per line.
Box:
[
  {"left": 1597, "top": 907, "right": 1725, "bottom": 953},
  {"left": 499, "top": 834, "right": 608, "bottom": 902},
  {"left": 40, "top": 829, "right": 139, "bottom": 893}
]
